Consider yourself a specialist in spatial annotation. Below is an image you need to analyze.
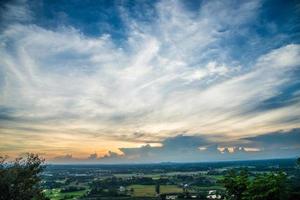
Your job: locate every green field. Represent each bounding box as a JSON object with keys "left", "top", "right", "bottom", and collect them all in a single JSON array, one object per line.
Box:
[
  {"left": 44, "top": 188, "right": 88, "bottom": 200},
  {"left": 191, "top": 185, "right": 225, "bottom": 192},
  {"left": 128, "top": 185, "right": 182, "bottom": 197},
  {"left": 208, "top": 175, "right": 224, "bottom": 180}
]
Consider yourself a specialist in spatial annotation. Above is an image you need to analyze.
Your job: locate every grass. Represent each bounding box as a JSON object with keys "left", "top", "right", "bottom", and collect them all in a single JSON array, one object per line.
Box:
[
  {"left": 128, "top": 184, "right": 182, "bottom": 197},
  {"left": 160, "top": 185, "right": 183, "bottom": 194},
  {"left": 191, "top": 185, "right": 225, "bottom": 192},
  {"left": 44, "top": 188, "right": 88, "bottom": 200},
  {"left": 208, "top": 175, "right": 224, "bottom": 180}
]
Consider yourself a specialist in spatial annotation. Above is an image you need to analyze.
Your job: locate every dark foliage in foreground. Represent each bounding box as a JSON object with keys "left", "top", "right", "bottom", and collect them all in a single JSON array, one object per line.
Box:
[
  {"left": 223, "top": 170, "right": 289, "bottom": 200},
  {"left": 0, "top": 153, "right": 49, "bottom": 200}
]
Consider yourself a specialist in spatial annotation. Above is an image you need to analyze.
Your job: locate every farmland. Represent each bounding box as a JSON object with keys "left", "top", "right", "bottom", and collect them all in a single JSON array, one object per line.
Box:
[{"left": 41, "top": 158, "right": 300, "bottom": 200}]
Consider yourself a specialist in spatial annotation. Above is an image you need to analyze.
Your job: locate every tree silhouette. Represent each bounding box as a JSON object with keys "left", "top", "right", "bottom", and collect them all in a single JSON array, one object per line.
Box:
[{"left": 0, "top": 153, "right": 49, "bottom": 200}]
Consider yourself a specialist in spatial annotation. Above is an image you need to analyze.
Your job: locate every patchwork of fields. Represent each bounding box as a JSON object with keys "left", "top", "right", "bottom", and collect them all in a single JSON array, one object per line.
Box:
[{"left": 42, "top": 159, "right": 297, "bottom": 200}]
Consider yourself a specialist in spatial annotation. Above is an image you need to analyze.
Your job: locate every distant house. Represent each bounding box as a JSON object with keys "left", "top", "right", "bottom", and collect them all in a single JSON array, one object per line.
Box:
[
  {"left": 207, "top": 190, "right": 221, "bottom": 199},
  {"left": 160, "top": 193, "right": 179, "bottom": 200},
  {"left": 119, "top": 186, "right": 126, "bottom": 192},
  {"left": 165, "top": 194, "right": 178, "bottom": 200},
  {"left": 182, "top": 183, "right": 189, "bottom": 192},
  {"left": 161, "top": 192, "right": 200, "bottom": 200}
]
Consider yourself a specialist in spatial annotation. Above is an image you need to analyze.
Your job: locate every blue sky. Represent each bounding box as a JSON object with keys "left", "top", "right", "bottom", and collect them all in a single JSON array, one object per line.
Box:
[{"left": 0, "top": 0, "right": 299, "bottom": 163}]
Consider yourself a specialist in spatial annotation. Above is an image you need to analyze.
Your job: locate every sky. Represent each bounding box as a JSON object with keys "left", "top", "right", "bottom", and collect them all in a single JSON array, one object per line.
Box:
[{"left": 0, "top": 0, "right": 299, "bottom": 164}]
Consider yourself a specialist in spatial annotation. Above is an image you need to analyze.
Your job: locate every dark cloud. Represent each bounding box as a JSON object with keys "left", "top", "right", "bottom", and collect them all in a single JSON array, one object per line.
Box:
[
  {"left": 50, "top": 131, "right": 300, "bottom": 164},
  {"left": 106, "top": 132, "right": 300, "bottom": 163},
  {"left": 243, "top": 128, "right": 300, "bottom": 148},
  {"left": 0, "top": 106, "right": 17, "bottom": 121},
  {"left": 52, "top": 154, "right": 73, "bottom": 162},
  {"left": 254, "top": 72, "right": 300, "bottom": 112},
  {"left": 109, "top": 135, "right": 222, "bottom": 163},
  {"left": 102, "top": 151, "right": 122, "bottom": 159},
  {"left": 88, "top": 153, "right": 98, "bottom": 160},
  {"left": 162, "top": 135, "right": 208, "bottom": 149}
]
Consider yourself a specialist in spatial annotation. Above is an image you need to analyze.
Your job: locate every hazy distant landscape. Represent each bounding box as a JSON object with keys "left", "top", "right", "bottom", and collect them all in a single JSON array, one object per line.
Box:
[
  {"left": 1, "top": 154, "right": 299, "bottom": 200},
  {"left": 40, "top": 158, "right": 300, "bottom": 199}
]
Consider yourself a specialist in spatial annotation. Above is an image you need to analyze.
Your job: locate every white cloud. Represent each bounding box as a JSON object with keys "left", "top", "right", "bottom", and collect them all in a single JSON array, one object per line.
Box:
[{"left": 0, "top": 0, "right": 299, "bottom": 160}]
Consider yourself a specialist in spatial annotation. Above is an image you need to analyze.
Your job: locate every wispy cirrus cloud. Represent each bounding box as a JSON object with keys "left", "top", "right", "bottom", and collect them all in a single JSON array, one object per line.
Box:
[{"left": 0, "top": 0, "right": 299, "bottom": 161}]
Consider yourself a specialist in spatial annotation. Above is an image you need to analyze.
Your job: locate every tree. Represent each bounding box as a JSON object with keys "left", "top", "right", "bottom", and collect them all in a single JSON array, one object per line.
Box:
[
  {"left": 223, "top": 170, "right": 288, "bottom": 200},
  {"left": 245, "top": 172, "right": 287, "bottom": 200},
  {"left": 287, "top": 159, "right": 300, "bottom": 200},
  {"left": 0, "top": 153, "right": 49, "bottom": 200},
  {"left": 130, "top": 187, "right": 134, "bottom": 195},
  {"left": 223, "top": 170, "right": 249, "bottom": 200},
  {"left": 155, "top": 183, "right": 160, "bottom": 195}
]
